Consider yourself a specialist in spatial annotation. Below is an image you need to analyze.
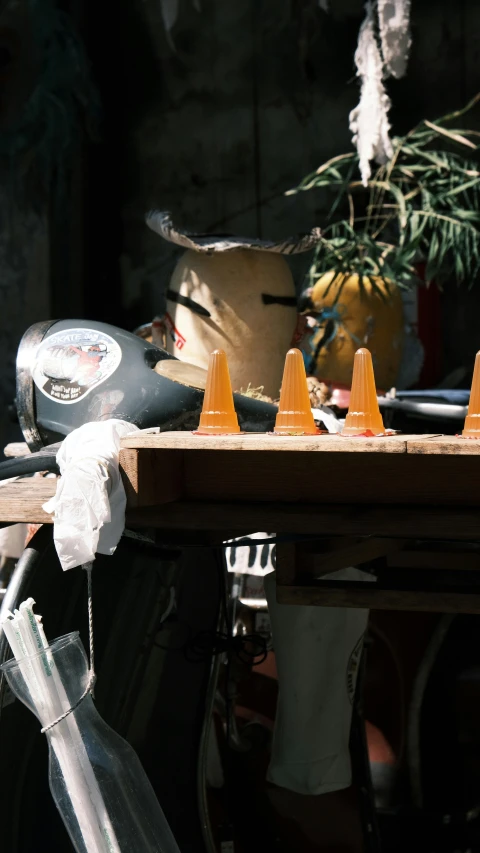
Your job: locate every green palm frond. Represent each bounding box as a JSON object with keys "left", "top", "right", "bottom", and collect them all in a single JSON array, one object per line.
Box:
[{"left": 291, "top": 95, "right": 480, "bottom": 289}]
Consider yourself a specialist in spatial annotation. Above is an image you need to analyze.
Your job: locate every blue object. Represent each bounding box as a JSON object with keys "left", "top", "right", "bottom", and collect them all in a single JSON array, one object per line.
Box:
[{"left": 302, "top": 304, "right": 361, "bottom": 374}]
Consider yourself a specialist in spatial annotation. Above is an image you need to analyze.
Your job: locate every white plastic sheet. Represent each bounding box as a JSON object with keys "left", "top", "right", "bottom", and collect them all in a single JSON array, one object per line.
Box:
[
  {"left": 43, "top": 420, "right": 139, "bottom": 571},
  {"left": 225, "top": 532, "right": 275, "bottom": 577},
  {"left": 311, "top": 406, "right": 341, "bottom": 434},
  {"left": 0, "top": 523, "right": 27, "bottom": 559},
  {"left": 264, "top": 569, "right": 372, "bottom": 795}
]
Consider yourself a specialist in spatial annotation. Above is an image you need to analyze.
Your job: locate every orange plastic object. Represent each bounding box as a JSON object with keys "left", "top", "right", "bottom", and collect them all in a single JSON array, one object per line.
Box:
[
  {"left": 274, "top": 348, "right": 317, "bottom": 435},
  {"left": 463, "top": 351, "right": 480, "bottom": 438},
  {"left": 342, "top": 348, "right": 385, "bottom": 436},
  {"left": 196, "top": 349, "right": 241, "bottom": 435}
]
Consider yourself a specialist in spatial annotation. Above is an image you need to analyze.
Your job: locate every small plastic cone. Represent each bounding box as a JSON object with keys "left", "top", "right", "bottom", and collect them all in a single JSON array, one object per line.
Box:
[
  {"left": 342, "top": 348, "right": 385, "bottom": 436},
  {"left": 196, "top": 349, "right": 240, "bottom": 435},
  {"left": 463, "top": 351, "right": 480, "bottom": 437},
  {"left": 274, "top": 348, "right": 317, "bottom": 435}
]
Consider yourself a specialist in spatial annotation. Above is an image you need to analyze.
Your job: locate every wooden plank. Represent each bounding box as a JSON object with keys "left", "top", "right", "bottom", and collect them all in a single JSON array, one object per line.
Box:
[
  {"left": 120, "top": 433, "right": 480, "bottom": 506},
  {"left": 275, "top": 542, "right": 297, "bottom": 586},
  {"left": 407, "top": 435, "right": 480, "bottom": 455},
  {"left": 276, "top": 537, "right": 403, "bottom": 584},
  {"left": 124, "top": 500, "right": 480, "bottom": 541},
  {"left": 297, "top": 537, "right": 405, "bottom": 577},
  {"left": 178, "top": 450, "right": 480, "bottom": 505},
  {"left": 3, "top": 443, "right": 30, "bottom": 458},
  {"left": 0, "top": 480, "right": 56, "bottom": 523},
  {"left": 121, "top": 430, "right": 440, "bottom": 454},
  {"left": 387, "top": 551, "right": 480, "bottom": 571},
  {"left": 119, "top": 447, "right": 184, "bottom": 509},
  {"left": 276, "top": 584, "right": 480, "bottom": 614}
]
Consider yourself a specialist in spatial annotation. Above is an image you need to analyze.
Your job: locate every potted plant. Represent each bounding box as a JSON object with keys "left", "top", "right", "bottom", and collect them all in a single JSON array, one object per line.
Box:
[{"left": 290, "top": 95, "right": 480, "bottom": 390}]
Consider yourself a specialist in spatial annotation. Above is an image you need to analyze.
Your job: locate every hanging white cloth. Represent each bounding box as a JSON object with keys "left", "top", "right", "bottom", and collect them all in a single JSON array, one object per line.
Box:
[
  {"left": 378, "top": 0, "right": 412, "bottom": 79},
  {"left": 349, "top": 2, "right": 394, "bottom": 187}
]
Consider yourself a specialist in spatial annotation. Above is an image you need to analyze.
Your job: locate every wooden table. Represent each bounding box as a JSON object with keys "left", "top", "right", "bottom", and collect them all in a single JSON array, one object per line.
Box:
[{"left": 3, "top": 430, "right": 480, "bottom": 613}]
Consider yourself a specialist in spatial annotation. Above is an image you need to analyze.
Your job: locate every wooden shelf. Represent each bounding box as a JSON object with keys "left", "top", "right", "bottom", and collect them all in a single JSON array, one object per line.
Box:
[
  {"left": 406, "top": 435, "right": 480, "bottom": 455},
  {"left": 3, "top": 430, "right": 480, "bottom": 613},
  {"left": 3, "top": 432, "right": 480, "bottom": 525},
  {"left": 120, "top": 429, "right": 442, "bottom": 454},
  {"left": 276, "top": 583, "right": 480, "bottom": 614},
  {"left": 124, "top": 500, "right": 480, "bottom": 541},
  {"left": 118, "top": 431, "right": 480, "bottom": 509}
]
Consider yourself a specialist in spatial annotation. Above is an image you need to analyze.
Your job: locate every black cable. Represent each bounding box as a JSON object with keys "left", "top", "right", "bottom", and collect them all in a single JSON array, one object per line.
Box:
[
  {"left": 153, "top": 548, "right": 248, "bottom": 841},
  {"left": 153, "top": 607, "right": 267, "bottom": 667},
  {"left": 215, "top": 547, "right": 235, "bottom": 843},
  {"left": 0, "top": 444, "right": 61, "bottom": 481},
  {"left": 184, "top": 629, "right": 267, "bottom": 666}
]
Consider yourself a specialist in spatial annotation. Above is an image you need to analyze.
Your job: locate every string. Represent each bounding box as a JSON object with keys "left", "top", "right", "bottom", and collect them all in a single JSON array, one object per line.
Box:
[
  {"left": 41, "top": 562, "right": 96, "bottom": 734},
  {"left": 85, "top": 562, "right": 95, "bottom": 692}
]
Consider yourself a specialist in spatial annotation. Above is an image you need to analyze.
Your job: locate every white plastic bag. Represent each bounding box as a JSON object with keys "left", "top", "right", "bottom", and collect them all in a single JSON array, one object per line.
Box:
[
  {"left": 264, "top": 569, "right": 371, "bottom": 795},
  {"left": 43, "top": 420, "right": 139, "bottom": 570}
]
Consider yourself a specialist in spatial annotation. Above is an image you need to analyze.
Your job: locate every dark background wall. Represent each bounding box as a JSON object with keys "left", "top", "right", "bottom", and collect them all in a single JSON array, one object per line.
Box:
[
  {"left": 93, "top": 0, "right": 480, "bottom": 365},
  {"left": 1, "top": 0, "right": 480, "bottom": 448}
]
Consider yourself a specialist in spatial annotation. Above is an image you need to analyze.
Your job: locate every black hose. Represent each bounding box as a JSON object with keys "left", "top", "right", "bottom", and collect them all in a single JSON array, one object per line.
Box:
[{"left": 0, "top": 444, "right": 61, "bottom": 481}]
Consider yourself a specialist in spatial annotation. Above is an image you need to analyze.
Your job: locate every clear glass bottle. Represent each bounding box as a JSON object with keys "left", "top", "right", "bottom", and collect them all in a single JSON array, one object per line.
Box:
[{"left": 1, "top": 632, "right": 180, "bottom": 853}]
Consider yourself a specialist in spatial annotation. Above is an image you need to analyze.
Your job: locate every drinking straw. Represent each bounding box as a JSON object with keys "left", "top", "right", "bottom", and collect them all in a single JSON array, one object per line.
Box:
[
  {"left": 20, "top": 599, "right": 121, "bottom": 852},
  {"left": 1, "top": 602, "right": 120, "bottom": 853}
]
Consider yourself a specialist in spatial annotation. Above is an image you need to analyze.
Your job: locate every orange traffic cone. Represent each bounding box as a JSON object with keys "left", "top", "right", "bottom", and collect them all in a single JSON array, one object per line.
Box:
[
  {"left": 196, "top": 349, "right": 241, "bottom": 435},
  {"left": 274, "top": 348, "right": 317, "bottom": 435},
  {"left": 463, "top": 351, "right": 480, "bottom": 438},
  {"left": 342, "top": 348, "right": 385, "bottom": 436}
]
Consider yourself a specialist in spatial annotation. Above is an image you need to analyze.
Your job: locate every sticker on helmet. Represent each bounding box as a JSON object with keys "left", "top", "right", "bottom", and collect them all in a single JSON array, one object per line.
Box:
[{"left": 32, "top": 328, "right": 122, "bottom": 404}]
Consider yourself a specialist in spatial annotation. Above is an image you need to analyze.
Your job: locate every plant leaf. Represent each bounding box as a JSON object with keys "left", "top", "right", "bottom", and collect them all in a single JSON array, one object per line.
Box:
[{"left": 423, "top": 120, "right": 477, "bottom": 150}]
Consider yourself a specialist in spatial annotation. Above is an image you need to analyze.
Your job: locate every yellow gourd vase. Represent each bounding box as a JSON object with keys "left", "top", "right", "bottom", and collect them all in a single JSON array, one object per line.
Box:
[{"left": 303, "top": 272, "right": 404, "bottom": 391}]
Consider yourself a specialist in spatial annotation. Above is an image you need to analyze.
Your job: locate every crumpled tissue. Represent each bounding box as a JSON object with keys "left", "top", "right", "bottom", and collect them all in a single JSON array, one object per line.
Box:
[{"left": 43, "top": 419, "right": 140, "bottom": 570}]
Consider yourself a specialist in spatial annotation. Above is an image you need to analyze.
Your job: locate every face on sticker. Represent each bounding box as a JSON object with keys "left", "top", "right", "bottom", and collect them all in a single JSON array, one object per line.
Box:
[{"left": 32, "top": 329, "right": 122, "bottom": 405}]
